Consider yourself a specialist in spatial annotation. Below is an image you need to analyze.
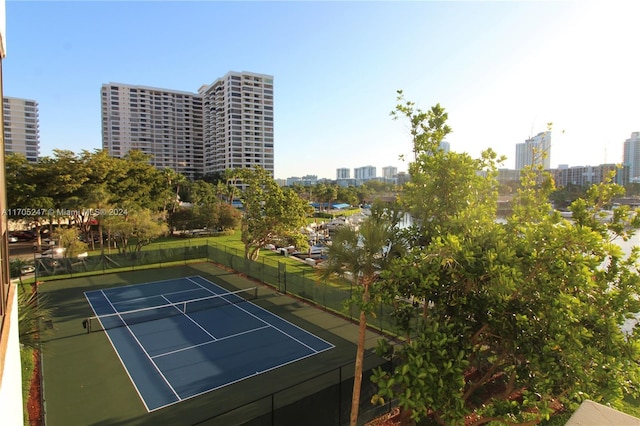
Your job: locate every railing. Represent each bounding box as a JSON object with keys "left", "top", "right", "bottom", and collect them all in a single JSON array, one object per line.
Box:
[{"left": 193, "top": 353, "right": 395, "bottom": 426}]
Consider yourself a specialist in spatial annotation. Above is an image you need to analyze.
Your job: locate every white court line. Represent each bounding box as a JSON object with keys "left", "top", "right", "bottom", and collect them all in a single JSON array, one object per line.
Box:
[
  {"left": 152, "top": 325, "right": 271, "bottom": 359},
  {"left": 88, "top": 275, "right": 334, "bottom": 413},
  {"left": 84, "top": 292, "right": 153, "bottom": 412},
  {"left": 193, "top": 275, "right": 335, "bottom": 350},
  {"left": 99, "top": 290, "right": 182, "bottom": 404},
  {"left": 160, "top": 295, "right": 218, "bottom": 341},
  {"left": 99, "top": 276, "right": 203, "bottom": 295},
  {"left": 188, "top": 277, "right": 321, "bottom": 354},
  {"left": 112, "top": 287, "right": 204, "bottom": 308}
]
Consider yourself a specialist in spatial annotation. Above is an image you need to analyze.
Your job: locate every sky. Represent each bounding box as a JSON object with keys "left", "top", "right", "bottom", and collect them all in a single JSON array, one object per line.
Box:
[{"left": 3, "top": 0, "right": 640, "bottom": 180}]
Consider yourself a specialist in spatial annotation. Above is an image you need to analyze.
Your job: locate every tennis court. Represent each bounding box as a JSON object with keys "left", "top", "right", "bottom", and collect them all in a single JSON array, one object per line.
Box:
[{"left": 84, "top": 275, "right": 334, "bottom": 412}]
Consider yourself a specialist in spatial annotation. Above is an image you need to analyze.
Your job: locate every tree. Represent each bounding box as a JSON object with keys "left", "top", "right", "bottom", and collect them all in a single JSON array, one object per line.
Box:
[
  {"left": 213, "top": 203, "right": 241, "bottom": 231},
  {"left": 111, "top": 150, "right": 168, "bottom": 211},
  {"left": 371, "top": 96, "right": 640, "bottom": 424},
  {"left": 337, "top": 185, "right": 359, "bottom": 207},
  {"left": 17, "top": 285, "right": 53, "bottom": 349},
  {"left": 10, "top": 258, "right": 29, "bottom": 287},
  {"left": 321, "top": 204, "right": 403, "bottom": 426},
  {"left": 105, "top": 209, "right": 167, "bottom": 253},
  {"left": 189, "top": 180, "right": 219, "bottom": 207},
  {"left": 222, "top": 168, "right": 241, "bottom": 205},
  {"left": 5, "top": 153, "right": 36, "bottom": 211},
  {"left": 322, "top": 184, "right": 339, "bottom": 210},
  {"left": 57, "top": 228, "right": 88, "bottom": 259},
  {"left": 239, "top": 167, "right": 312, "bottom": 260}
]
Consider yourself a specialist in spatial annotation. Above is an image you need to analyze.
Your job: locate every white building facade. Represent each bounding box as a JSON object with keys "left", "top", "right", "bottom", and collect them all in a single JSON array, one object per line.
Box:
[
  {"left": 623, "top": 132, "right": 640, "bottom": 182},
  {"left": 101, "top": 71, "right": 273, "bottom": 179},
  {"left": 336, "top": 167, "right": 350, "bottom": 179},
  {"left": 382, "top": 166, "right": 397, "bottom": 179},
  {"left": 199, "top": 71, "right": 274, "bottom": 177},
  {"left": 3, "top": 96, "right": 39, "bottom": 162},
  {"left": 354, "top": 165, "right": 376, "bottom": 181},
  {"left": 515, "top": 131, "right": 551, "bottom": 170},
  {"left": 101, "top": 83, "right": 203, "bottom": 178}
]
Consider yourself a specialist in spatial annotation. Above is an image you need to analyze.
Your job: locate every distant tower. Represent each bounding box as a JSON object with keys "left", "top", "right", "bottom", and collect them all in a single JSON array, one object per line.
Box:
[
  {"left": 382, "top": 166, "right": 397, "bottom": 179},
  {"left": 3, "top": 96, "right": 40, "bottom": 162},
  {"left": 515, "top": 131, "right": 551, "bottom": 170},
  {"left": 336, "top": 167, "right": 350, "bottom": 179},
  {"left": 199, "top": 71, "right": 274, "bottom": 177},
  {"left": 623, "top": 132, "right": 640, "bottom": 182},
  {"left": 354, "top": 165, "right": 376, "bottom": 181},
  {"left": 101, "top": 71, "right": 274, "bottom": 179}
]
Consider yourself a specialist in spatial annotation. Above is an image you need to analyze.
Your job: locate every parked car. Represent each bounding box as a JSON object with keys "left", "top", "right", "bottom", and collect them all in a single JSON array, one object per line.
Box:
[
  {"left": 11, "top": 230, "right": 35, "bottom": 241},
  {"left": 33, "top": 238, "right": 57, "bottom": 252},
  {"left": 36, "top": 247, "right": 88, "bottom": 260},
  {"left": 20, "top": 265, "right": 35, "bottom": 275},
  {"left": 36, "top": 247, "right": 67, "bottom": 259},
  {"left": 8, "top": 234, "right": 18, "bottom": 243}
]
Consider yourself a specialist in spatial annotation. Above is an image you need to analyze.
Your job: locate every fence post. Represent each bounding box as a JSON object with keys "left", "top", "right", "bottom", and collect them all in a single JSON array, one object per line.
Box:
[
  {"left": 271, "top": 393, "right": 275, "bottom": 425},
  {"left": 338, "top": 365, "right": 342, "bottom": 425}
]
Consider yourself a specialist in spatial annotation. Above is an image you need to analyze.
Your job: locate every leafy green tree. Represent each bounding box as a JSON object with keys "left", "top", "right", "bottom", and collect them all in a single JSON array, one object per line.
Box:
[
  {"left": 189, "top": 180, "right": 219, "bottom": 207},
  {"left": 35, "top": 150, "right": 90, "bottom": 205},
  {"left": 337, "top": 185, "right": 359, "bottom": 207},
  {"left": 321, "top": 205, "right": 403, "bottom": 426},
  {"left": 4, "top": 154, "right": 54, "bottom": 241},
  {"left": 57, "top": 227, "right": 88, "bottom": 258},
  {"left": 168, "top": 208, "right": 198, "bottom": 233},
  {"left": 104, "top": 209, "right": 167, "bottom": 253},
  {"left": 111, "top": 150, "right": 168, "bottom": 211},
  {"left": 371, "top": 96, "right": 640, "bottom": 425},
  {"left": 239, "top": 167, "right": 312, "bottom": 260},
  {"left": 212, "top": 203, "right": 241, "bottom": 231},
  {"left": 315, "top": 182, "right": 328, "bottom": 210},
  {"left": 5, "top": 153, "right": 36, "bottom": 211},
  {"left": 323, "top": 184, "right": 339, "bottom": 209}
]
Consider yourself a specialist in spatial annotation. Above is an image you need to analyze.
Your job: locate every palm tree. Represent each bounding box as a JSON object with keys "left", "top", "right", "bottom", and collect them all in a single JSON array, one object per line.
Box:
[
  {"left": 17, "top": 285, "right": 53, "bottom": 349},
  {"left": 10, "top": 258, "right": 28, "bottom": 287},
  {"left": 223, "top": 168, "right": 240, "bottom": 205},
  {"left": 321, "top": 208, "right": 399, "bottom": 426}
]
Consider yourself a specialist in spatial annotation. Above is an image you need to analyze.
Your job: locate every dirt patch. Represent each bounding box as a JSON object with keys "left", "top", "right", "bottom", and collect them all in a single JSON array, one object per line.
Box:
[
  {"left": 26, "top": 348, "right": 43, "bottom": 425},
  {"left": 366, "top": 408, "right": 403, "bottom": 426}
]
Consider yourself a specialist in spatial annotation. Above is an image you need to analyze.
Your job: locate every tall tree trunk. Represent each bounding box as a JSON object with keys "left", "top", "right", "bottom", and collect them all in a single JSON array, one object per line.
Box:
[{"left": 350, "top": 283, "right": 369, "bottom": 426}]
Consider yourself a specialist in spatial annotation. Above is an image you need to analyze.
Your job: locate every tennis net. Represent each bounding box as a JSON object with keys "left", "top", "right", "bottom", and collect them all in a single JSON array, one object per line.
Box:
[{"left": 83, "top": 287, "right": 258, "bottom": 333}]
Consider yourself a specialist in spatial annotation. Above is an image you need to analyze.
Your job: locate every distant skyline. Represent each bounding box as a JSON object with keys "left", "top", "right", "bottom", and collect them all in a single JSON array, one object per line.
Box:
[{"left": 3, "top": 1, "right": 639, "bottom": 180}]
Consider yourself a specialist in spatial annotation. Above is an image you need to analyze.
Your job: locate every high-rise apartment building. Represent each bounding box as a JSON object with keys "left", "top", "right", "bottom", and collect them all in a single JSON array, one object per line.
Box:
[
  {"left": 3, "top": 96, "right": 39, "bottom": 162},
  {"left": 101, "top": 71, "right": 273, "bottom": 179},
  {"left": 198, "top": 71, "right": 274, "bottom": 176},
  {"left": 336, "top": 168, "right": 350, "bottom": 179},
  {"left": 623, "top": 132, "right": 640, "bottom": 182},
  {"left": 515, "top": 131, "right": 551, "bottom": 170},
  {"left": 382, "top": 166, "right": 397, "bottom": 179},
  {"left": 354, "top": 165, "right": 376, "bottom": 181},
  {"left": 101, "top": 83, "right": 203, "bottom": 179}
]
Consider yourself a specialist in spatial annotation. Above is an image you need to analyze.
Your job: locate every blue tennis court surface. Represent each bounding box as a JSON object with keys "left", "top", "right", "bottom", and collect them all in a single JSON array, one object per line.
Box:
[{"left": 84, "top": 276, "right": 334, "bottom": 411}]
